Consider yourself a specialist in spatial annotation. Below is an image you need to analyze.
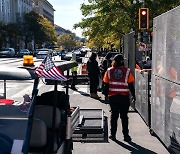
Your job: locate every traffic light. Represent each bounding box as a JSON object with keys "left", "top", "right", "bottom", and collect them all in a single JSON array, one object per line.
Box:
[{"left": 139, "top": 8, "right": 149, "bottom": 30}]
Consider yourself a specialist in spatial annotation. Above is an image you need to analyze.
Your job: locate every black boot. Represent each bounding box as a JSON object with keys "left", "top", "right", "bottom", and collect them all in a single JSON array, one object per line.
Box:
[{"left": 124, "top": 135, "right": 132, "bottom": 142}]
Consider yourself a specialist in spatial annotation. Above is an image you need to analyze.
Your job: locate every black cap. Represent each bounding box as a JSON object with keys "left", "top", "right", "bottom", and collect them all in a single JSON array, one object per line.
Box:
[{"left": 113, "top": 54, "right": 124, "bottom": 62}]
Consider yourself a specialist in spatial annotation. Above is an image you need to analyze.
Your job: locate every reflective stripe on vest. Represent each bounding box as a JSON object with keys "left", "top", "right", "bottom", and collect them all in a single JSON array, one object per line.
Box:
[
  {"left": 109, "top": 88, "right": 129, "bottom": 92},
  {"left": 109, "top": 81, "right": 128, "bottom": 86},
  {"left": 107, "top": 67, "right": 130, "bottom": 95}
]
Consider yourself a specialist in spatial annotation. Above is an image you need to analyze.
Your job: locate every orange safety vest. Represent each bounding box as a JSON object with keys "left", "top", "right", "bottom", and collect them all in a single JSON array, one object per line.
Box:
[{"left": 107, "top": 66, "right": 130, "bottom": 96}]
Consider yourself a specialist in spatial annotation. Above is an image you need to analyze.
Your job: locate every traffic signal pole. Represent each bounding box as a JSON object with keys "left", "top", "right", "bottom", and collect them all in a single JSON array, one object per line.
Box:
[
  {"left": 137, "top": 7, "right": 150, "bottom": 60},
  {"left": 138, "top": 8, "right": 149, "bottom": 30}
]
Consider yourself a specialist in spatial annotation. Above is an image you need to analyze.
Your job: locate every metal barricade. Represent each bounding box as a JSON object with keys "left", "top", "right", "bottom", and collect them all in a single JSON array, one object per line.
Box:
[
  {"left": 123, "top": 32, "right": 136, "bottom": 77},
  {"left": 151, "top": 5, "right": 180, "bottom": 153},
  {"left": 135, "top": 69, "right": 151, "bottom": 126}
]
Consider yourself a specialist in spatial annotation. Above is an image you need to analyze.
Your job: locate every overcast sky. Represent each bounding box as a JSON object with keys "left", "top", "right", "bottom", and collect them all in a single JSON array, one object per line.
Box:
[{"left": 49, "top": 0, "right": 87, "bottom": 37}]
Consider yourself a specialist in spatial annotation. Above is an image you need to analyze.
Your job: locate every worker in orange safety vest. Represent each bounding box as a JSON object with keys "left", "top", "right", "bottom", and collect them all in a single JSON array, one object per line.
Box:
[{"left": 103, "top": 54, "right": 136, "bottom": 142}]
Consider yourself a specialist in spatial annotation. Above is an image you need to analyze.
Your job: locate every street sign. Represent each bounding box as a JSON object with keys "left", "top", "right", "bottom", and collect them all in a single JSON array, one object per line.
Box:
[{"left": 138, "top": 42, "right": 148, "bottom": 51}]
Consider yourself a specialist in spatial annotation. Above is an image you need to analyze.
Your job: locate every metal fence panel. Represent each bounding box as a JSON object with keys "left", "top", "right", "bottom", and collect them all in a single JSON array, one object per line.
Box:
[
  {"left": 151, "top": 5, "right": 180, "bottom": 153},
  {"left": 123, "top": 32, "right": 136, "bottom": 77},
  {"left": 152, "top": 6, "right": 180, "bottom": 84},
  {"left": 135, "top": 70, "right": 149, "bottom": 125},
  {"left": 151, "top": 76, "right": 180, "bottom": 152}
]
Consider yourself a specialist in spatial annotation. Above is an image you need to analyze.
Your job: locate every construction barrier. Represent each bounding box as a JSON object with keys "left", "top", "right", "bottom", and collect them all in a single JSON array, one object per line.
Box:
[{"left": 81, "top": 63, "right": 88, "bottom": 75}]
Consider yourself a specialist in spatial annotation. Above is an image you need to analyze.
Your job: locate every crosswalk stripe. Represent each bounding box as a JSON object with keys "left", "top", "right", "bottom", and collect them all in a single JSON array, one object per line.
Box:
[
  {"left": 11, "top": 84, "right": 33, "bottom": 98},
  {"left": 0, "top": 79, "right": 90, "bottom": 99}
]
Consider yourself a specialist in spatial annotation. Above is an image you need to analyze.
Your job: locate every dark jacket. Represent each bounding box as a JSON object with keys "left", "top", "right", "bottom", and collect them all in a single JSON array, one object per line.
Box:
[
  {"left": 87, "top": 57, "right": 100, "bottom": 76},
  {"left": 100, "top": 59, "right": 112, "bottom": 76}
]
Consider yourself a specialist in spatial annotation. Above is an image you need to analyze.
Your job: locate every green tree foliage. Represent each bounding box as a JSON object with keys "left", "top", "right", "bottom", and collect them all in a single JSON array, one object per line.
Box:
[
  {"left": 0, "top": 22, "right": 7, "bottom": 48},
  {"left": 6, "top": 23, "right": 20, "bottom": 48},
  {"left": 0, "top": 22, "right": 20, "bottom": 48},
  {"left": 57, "top": 33, "right": 76, "bottom": 50},
  {"left": 24, "top": 11, "right": 57, "bottom": 47},
  {"left": 74, "top": 0, "right": 180, "bottom": 49}
]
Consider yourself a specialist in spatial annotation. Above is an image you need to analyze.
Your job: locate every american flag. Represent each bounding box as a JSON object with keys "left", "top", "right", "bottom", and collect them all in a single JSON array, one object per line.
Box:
[{"left": 35, "top": 55, "right": 67, "bottom": 81}]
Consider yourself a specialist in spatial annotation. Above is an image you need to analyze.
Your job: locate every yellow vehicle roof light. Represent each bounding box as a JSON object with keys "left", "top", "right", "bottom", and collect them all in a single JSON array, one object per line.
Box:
[{"left": 23, "top": 55, "right": 34, "bottom": 66}]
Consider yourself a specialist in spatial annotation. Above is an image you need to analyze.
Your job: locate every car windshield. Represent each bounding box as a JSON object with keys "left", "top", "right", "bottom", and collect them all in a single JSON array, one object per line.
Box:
[
  {"left": 20, "top": 50, "right": 29, "bottom": 53},
  {"left": 38, "top": 48, "right": 51, "bottom": 52},
  {"left": 38, "top": 51, "right": 48, "bottom": 54}
]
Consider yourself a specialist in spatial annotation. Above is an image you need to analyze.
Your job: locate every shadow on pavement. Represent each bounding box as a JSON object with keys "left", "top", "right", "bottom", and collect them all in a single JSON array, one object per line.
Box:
[{"left": 114, "top": 140, "right": 157, "bottom": 154}]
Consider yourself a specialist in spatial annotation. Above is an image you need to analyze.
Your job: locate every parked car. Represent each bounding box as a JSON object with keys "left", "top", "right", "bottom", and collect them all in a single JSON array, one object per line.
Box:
[
  {"left": 33, "top": 49, "right": 40, "bottom": 56},
  {"left": 17, "top": 49, "right": 31, "bottom": 57},
  {"left": 0, "top": 48, "right": 15, "bottom": 57},
  {"left": 36, "top": 50, "right": 49, "bottom": 59},
  {"left": 34, "top": 48, "right": 53, "bottom": 57},
  {"left": 62, "top": 52, "right": 72, "bottom": 60},
  {"left": 62, "top": 51, "right": 82, "bottom": 62}
]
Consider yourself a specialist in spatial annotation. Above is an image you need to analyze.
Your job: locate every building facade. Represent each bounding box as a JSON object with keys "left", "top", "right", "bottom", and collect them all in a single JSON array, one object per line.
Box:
[
  {"left": 0, "top": 0, "right": 55, "bottom": 50},
  {"left": 0, "top": 0, "right": 54, "bottom": 24},
  {"left": 0, "top": 0, "right": 11, "bottom": 23},
  {"left": 33, "top": 0, "right": 55, "bottom": 24},
  {"left": 11, "top": 0, "right": 34, "bottom": 23},
  {"left": 0, "top": 0, "right": 34, "bottom": 23}
]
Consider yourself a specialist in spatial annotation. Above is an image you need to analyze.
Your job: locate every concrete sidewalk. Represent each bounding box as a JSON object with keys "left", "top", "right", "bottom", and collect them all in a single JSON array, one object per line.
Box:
[{"left": 69, "top": 85, "right": 170, "bottom": 154}]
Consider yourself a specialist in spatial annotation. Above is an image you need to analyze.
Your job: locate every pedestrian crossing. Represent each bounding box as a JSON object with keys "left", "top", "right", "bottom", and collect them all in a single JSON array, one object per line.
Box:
[
  {"left": 0, "top": 58, "right": 90, "bottom": 102},
  {"left": 0, "top": 58, "right": 23, "bottom": 67},
  {"left": 0, "top": 80, "right": 90, "bottom": 102}
]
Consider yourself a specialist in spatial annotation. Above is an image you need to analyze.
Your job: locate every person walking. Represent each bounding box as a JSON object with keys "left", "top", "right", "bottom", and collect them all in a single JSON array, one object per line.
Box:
[
  {"left": 87, "top": 52, "right": 101, "bottom": 99},
  {"left": 103, "top": 54, "right": 136, "bottom": 142},
  {"left": 70, "top": 51, "right": 78, "bottom": 90}
]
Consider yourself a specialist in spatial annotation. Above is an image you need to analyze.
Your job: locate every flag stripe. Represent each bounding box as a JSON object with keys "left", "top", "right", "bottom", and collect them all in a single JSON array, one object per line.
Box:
[
  {"left": 34, "top": 55, "right": 67, "bottom": 81},
  {"left": 52, "top": 67, "right": 66, "bottom": 80},
  {"left": 54, "top": 66, "right": 67, "bottom": 80}
]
